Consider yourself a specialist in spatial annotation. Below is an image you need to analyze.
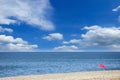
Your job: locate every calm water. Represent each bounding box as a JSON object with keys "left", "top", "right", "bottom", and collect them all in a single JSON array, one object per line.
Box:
[{"left": 0, "top": 52, "right": 120, "bottom": 77}]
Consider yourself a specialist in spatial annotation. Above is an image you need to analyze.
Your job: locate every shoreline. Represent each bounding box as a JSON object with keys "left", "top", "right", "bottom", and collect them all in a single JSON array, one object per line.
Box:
[{"left": 0, "top": 70, "right": 120, "bottom": 80}]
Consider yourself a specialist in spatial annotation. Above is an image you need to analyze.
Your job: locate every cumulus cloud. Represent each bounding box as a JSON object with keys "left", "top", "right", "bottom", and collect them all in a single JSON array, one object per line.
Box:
[
  {"left": 82, "top": 25, "right": 120, "bottom": 50},
  {"left": 0, "top": 35, "right": 38, "bottom": 52},
  {"left": 112, "top": 5, "right": 120, "bottom": 12},
  {"left": 63, "top": 25, "right": 120, "bottom": 51},
  {"left": 82, "top": 25, "right": 120, "bottom": 46},
  {"left": 0, "top": 26, "right": 13, "bottom": 33},
  {"left": 43, "top": 33, "right": 63, "bottom": 41},
  {"left": 54, "top": 45, "right": 78, "bottom": 51},
  {"left": 0, "top": 0, "right": 54, "bottom": 30}
]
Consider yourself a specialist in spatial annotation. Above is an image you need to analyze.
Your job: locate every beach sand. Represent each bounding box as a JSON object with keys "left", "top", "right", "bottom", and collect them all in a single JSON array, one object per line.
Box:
[{"left": 0, "top": 70, "right": 120, "bottom": 80}]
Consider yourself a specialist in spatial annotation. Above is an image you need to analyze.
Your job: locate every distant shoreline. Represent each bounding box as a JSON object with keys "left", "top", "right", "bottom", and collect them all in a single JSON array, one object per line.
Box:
[{"left": 0, "top": 70, "right": 120, "bottom": 80}]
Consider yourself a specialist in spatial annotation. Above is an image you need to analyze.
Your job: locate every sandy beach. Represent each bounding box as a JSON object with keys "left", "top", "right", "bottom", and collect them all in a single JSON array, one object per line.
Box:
[{"left": 0, "top": 70, "right": 120, "bottom": 80}]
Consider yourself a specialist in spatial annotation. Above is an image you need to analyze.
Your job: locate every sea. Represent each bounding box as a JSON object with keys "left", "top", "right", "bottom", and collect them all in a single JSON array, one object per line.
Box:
[{"left": 0, "top": 52, "right": 120, "bottom": 77}]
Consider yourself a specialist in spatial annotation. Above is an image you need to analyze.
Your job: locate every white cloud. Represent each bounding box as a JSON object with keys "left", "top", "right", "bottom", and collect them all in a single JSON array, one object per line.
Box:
[
  {"left": 110, "top": 44, "right": 120, "bottom": 49},
  {"left": 0, "top": 0, "right": 54, "bottom": 30},
  {"left": 63, "top": 39, "right": 81, "bottom": 44},
  {"left": 82, "top": 25, "right": 120, "bottom": 50},
  {"left": 63, "top": 25, "right": 120, "bottom": 51},
  {"left": 54, "top": 45, "right": 78, "bottom": 51},
  {"left": 82, "top": 25, "right": 120, "bottom": 45},
  {"left": 0, "top": 16, "right": 16, "bottom": 25},
  {"left": 43, "top": 33, "right": 63, "bottom": 41},
  {"left": 0, "top": 35, "right": 27, "bottom": 44},
  {"left": 112, "top": 5, "right": 120, "bottom": 12},
  {"left": 112, "top": 5, "right": 120, "bottom": 23},
  {"left": 0, "top": 35, "right": 38, "bottom": 52},
  {"left": 0, "top": 26, "right": 13, "bottom": 33}
]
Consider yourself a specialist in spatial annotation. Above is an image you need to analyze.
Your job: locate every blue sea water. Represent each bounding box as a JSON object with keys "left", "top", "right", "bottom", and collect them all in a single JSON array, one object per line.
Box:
[{"left": 0, "top": 52, "right": 120, "bottom": 77}]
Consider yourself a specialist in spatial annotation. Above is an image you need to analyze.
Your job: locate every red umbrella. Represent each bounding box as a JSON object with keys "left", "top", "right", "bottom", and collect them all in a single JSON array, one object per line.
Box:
[{"left": 98, "top": 64, "right": 107, "bottom": 69}]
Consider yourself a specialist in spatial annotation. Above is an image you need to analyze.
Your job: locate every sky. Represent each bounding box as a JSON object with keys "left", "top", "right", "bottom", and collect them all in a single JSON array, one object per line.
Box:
[{"left": 0, "top": 0, "right": 120, "bottom": 52}]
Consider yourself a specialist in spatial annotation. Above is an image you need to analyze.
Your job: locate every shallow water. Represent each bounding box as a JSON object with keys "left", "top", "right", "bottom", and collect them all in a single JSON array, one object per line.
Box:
[{"left": 0, "top": 52, "right": 120, "bottom": 77}]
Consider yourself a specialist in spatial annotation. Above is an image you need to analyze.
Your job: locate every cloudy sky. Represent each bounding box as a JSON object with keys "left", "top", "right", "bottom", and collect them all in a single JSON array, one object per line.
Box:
[{"left": 0, "top": 0, "right": 120, "bottom": 52}]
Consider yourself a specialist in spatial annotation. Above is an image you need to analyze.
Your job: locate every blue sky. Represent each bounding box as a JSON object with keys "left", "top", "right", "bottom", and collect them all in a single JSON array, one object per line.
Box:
[{"left": 0, "top": 0, "right": 120, "bottom": 51}]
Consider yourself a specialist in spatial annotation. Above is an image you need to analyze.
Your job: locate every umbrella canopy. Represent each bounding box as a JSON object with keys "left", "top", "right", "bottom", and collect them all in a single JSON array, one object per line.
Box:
[{"left": 98, "top": 64, "right": 107, "bottom": 69}]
